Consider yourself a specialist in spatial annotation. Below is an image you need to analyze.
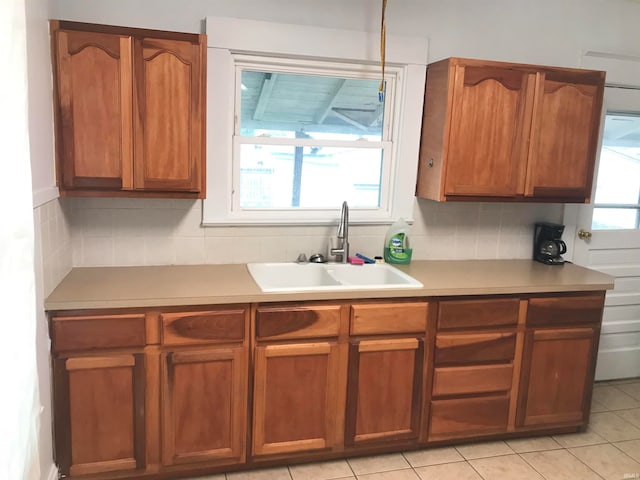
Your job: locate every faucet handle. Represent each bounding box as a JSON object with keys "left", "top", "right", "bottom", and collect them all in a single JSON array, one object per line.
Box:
[{"left": 296, "top": 253, "right": 308, "bottom": 263}]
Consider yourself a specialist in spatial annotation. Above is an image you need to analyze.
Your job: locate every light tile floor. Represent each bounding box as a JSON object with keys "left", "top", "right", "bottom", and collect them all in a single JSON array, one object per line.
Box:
[{"left": 189, "top": 379, "right": 640, "bottom": 480}]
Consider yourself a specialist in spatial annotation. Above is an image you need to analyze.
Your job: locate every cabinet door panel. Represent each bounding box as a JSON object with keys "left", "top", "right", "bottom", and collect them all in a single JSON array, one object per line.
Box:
[
  {"left": 517, "top": 327, "right": 598, "bottom": 427},
  {"left": 253, "top": 342, "right": 341, "bottom": 456},
  {"left": 162, "top": 346, "right": 247, "bottom": 465},
  {"left": 444, "top": 65, "right": 531, "bottom": 196},
  {"left": 345, "top": 338, "right": 424, "bottom": 445},
  {"left": 526, "top": 74, "right": 604, "bottom": 200},
  {"left": 56, "top": 30, "right": 133, "bottom": 190},
  {"left": 135, "top": 38, "right": 203, "bottom": 192},
  {"left": 53, "top": 354, "right": 145, "bottom": 476}
]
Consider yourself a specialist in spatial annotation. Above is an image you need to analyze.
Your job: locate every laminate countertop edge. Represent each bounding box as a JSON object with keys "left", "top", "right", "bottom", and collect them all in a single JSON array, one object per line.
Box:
[{"left": 44, "top": 260, "right": 615, "bottom": 311}]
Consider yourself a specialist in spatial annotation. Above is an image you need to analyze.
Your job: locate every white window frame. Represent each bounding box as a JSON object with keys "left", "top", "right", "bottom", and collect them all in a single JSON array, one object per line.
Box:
[{"left": 203, "top": 16, "right": 428, "bottom": 225}]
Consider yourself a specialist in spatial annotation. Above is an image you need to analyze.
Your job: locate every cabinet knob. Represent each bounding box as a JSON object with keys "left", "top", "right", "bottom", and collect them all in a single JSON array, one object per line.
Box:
[{"left": 578, "top": 229, "right": 592, "bottom": 240}]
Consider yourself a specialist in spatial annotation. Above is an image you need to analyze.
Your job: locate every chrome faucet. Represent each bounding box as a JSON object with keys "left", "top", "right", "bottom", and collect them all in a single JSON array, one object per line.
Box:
[{"left": 330, "top": 201, "right": 349, "bottom": 263}]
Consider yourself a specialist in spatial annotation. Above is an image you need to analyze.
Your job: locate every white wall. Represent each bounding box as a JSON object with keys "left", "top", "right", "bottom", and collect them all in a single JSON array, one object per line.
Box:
[
  {"left": 51, "top": 0, "right": 640, "bottom": 64},
  {"left": 48, "top": 0, "right": 640, "bottom": 267},
  {"left": 26, "top": 0, "right": 57, "bottom": 207},
  {"left": 26, "top": 0, "right": 69, "bottom": 478}
]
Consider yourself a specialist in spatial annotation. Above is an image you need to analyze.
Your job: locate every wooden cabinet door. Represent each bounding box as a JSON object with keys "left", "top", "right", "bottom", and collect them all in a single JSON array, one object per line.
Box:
[
  {"left": 444, "top": 64, "right": 533, "bottom": 197},
  {"left": 134, "top": 37, "right": 204, "bottom": 192},
  {"left": 53, "top": 354, "right": 145, "bottom": 476},
  {"left": 55, "top": 30, "right": 133, "bottom": 190},
  {"left": 345, "top": 338, "right": 424, "bottom": 446},
  {"left": 161, "top": 346, "right": 247, "bottom": 466},
  {"left": 525, "top": 71, "right": 604, "bottom": 200},
  {"left": 252, "top": 342, "right": 341, "bottom": 456},
  {"left": 517, "top": 327, "right": 599, "bottom": 427}
]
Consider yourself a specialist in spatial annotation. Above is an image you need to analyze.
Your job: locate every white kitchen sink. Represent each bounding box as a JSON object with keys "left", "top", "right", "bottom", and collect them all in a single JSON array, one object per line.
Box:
[{"left": 247, "top": 262, "right": 423, "bottom": 292}]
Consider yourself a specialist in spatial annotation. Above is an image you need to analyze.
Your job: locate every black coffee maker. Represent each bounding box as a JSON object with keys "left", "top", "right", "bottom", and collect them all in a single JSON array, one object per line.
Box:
[{"left": 533, "top": 222, "right": 567, "bottom": 265}]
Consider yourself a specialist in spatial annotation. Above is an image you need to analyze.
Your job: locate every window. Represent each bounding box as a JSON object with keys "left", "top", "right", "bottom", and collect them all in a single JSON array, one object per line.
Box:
[
  {"left": 234, "top": 58, "right": 395, "bottom": 214},
  {"left": 202, "top": 16, "right": 428, "bottom": 225},
  {"left": 592, "top": 112, "right": 640, "bottom": 229}
]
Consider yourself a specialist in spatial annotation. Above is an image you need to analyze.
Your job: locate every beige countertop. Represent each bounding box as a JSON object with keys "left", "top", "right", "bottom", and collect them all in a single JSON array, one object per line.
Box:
[{"left": 44, "top": 260, "right": 614, "bottom": 311}]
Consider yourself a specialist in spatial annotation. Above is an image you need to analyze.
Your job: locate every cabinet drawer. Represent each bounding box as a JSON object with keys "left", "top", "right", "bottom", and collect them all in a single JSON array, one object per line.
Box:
[
  {"left": 161, "top": 308, "right": 247, "bottom": 345},
  {"left": 527, "top": 293, "right": 605, "bottom": 327},
  {"left": 256, "top": 305, "right": 342, "bottom": 340},
  {"left": 438, "top": 298, "right": 519, "bottom": 330},
  {"left": 432, "top": 364, "right": 513, "bottom": 397},
  {"left": 434, "top": 332, "right": 516, "bottom": 366},
  {"left": 52, "top": 314, "right": 146, "bottom": 353},
  {"left": 350, "top": 302, "right": 428, "bottom": 335},
  {"left": 429, "top": 395, "right": 510, "bottom": 441}
]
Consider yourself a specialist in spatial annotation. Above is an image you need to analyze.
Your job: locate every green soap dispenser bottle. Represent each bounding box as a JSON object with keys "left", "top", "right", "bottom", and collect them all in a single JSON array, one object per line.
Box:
[{"left": 383, "top": 218, "right": 413, "bottom": 264}]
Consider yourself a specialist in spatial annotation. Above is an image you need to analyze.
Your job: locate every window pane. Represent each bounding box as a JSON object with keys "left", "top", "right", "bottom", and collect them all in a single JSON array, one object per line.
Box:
[
  {"left": 240, "top": 70, "right": 384, "bottom": 139},
  {"left": 593, "top": 114, "right": 640, "bottom": 205},
  {"left": 239, "top": 144, "right": 383, "bottom": 209},
  {"left": 593, "top": 208, "right": 639, "bottom": 230}
]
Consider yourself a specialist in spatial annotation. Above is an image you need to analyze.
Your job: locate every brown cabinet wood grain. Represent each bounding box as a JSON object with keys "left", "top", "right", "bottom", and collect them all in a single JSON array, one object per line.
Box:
[
  {"left": 255, "top": 304, "right": 343, "bottom": 340},
  {"left": 161, "top": 346, "right": 247, "bottom": 466},
  {"left": 429, "top": 395, "right": 510, "bottom": 441},
  {"left": 416, "top": 57, "right": 604, "bottom": 203},
  {"left": 350, "top": 302, "right": 428, "bottom": 335},
  {"left": 51, "top": 21, "right": 206, "bottom": 198},
  {"left": 52, "top": 313, "right": 146, "bottom": 352},
  {"left": 48, "top": 292, "right": 607, "bottom": 479},
  {"left": 53, "top": 353, "right": 145, "bottom": 477},
  {"left": 252, "top": 342, "right": 342, "bottom": 456},
  {"left": 345, "top": 338, "right": 424, "bottom": 446},
  {"left": 517, "top": 326, "right": 599, "bottom": 428}
]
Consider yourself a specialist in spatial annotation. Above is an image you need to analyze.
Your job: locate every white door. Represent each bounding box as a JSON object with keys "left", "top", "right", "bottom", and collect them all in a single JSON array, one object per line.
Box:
[{"left": 566, "top": 85, "right": 640, "bottom": 380}]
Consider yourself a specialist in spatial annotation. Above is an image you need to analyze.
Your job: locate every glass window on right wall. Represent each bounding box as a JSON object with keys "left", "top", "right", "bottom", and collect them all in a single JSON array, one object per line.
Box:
[{"left": 592, "top": 112, "right": 640, "bottom": 229}]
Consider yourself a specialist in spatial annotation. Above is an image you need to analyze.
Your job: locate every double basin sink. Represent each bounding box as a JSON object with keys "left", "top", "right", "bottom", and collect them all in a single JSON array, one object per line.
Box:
[{"left": 247, "top": 262, "right": 423, "bottom": 292}]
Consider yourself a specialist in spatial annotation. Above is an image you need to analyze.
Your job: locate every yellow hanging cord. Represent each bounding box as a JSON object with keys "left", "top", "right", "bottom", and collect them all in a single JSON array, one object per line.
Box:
[{"left": 379, "top": 0, "right": 387, "bottom": 102}]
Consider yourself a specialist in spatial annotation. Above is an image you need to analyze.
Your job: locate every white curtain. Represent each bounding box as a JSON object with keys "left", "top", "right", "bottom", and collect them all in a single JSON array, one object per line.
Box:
[{"left": 0, "top": 0, "right": 42, "bottom": 478}]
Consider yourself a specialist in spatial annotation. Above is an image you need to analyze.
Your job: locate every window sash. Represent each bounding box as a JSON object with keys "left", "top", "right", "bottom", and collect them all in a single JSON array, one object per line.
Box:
[{"left": 231, "top": 136, "right": 394, "bottom": 219}]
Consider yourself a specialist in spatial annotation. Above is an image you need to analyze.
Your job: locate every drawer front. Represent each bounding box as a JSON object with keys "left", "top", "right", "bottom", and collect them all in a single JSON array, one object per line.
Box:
[
  {"left": 434, "top": 332, "right": 516, "bottom": 366},
  {"left": 429, "top": 395, "right": 510, "bottom": 441},
  {"left": 161, "top": 308, "right": 247, "bottom": 345},
  {"left": 52, "top": 314, "right": 146, "bottom": 353},
  {"left": 438, "top": 298, "right": 519, "bottom": 330},
  {"left": 432, "top": 364, "right": 513, "bottom": 397},
  {"left": 350, "top": 302, "right": 428, "bottom": 335},
  {"left": 527, "top": 293, "right": 605, "bottom": 327},
  {"left": 256, "top": 305, "right": 342, "bottom": 340}
]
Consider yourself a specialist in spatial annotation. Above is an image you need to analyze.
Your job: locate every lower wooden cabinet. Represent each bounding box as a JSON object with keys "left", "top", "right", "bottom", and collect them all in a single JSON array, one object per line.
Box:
[
  {"left": 516, "top": 294, "right": 603, "bottom": 429},
  {"left": 161, "top": 346, "right": 247, "bottom": 466},
  {"left": 252, "top": 341, "right": 342, "bottom": 456},
  {"left": 427, "top": 297, "right": 519, "bottom": 442},
  {"left": 345, "top": 338, "right": 424, "bottom": 446},
  {"left": 517, "top": 326, "right": 599, "bottom": 427},
  {"left": 49, "top": 292, "right": 607, "bottom": 479},
  {"left": 53, "top": 353, "right": 145, "bottom": 477}
]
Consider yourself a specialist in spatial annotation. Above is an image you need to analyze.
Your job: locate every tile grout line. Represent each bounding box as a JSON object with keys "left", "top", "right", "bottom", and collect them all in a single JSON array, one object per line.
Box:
[{"left": 563, "top": 439, "right": 610, "bottom": 480}]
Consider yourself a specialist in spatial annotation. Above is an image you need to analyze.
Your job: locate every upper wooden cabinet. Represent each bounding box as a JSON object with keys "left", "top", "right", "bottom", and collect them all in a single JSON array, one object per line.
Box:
[
  {"left": 51, "top": 21, "right": 206, "bottom": 198},
  {"left": 416, "top": 57, "right": 605, "bottom": 203}
]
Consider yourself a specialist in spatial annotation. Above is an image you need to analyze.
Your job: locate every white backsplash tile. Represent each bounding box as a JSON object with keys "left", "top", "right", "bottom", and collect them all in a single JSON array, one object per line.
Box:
[
  {"left": 63, "top": 198, "right": 565, "bottom": 267},
  {"left": 35, "top": 198, "right": 73, "bottom": 296}
]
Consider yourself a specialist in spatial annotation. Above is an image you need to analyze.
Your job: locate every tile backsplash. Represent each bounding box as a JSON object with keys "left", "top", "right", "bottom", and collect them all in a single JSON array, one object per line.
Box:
[
  {"left": 65, "top": 197, "right": 563, "bottom": 267},
  {"left": 34, "top": 198, "right": 73, "bottom": 296}
]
